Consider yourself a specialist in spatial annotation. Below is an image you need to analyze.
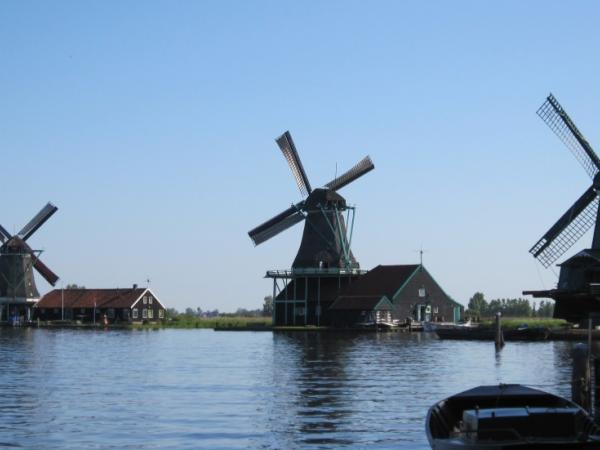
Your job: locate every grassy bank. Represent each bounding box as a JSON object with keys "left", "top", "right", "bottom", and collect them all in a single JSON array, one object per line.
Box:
[
  {"left": 478, "top": 317, "right": 568, "bottom": 330},
  {"left": 35, "top": 316, "right": 272, "bottom": 330},
  {"left": 160, "top": 316, "right": 272, "bottom": 329}
]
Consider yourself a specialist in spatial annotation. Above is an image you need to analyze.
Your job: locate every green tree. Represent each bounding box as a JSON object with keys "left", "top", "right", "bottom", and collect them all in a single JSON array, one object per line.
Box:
[
  {"left": 65, "top": 283, "right": 85, "bottom": 289},
  {"left": 467, "top": 292, "right": 487, "bottom": 318},
  {"left": 484, "top": 298, "right": 533, "bottom": 317},
  {"left": 263, "top": 295, "right": 273, "bottom": 317},
  {"left": 166, "top": 308, "right": 179, "bottom": 318},
  {"left": 234, "top": 308, "right": 261, "bottom": 317},
  {"left": 537, "top": 300, "right": 554, "bottom": 318}
]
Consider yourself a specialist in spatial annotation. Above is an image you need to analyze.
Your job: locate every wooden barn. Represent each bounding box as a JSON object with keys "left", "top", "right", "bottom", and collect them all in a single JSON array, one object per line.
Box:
[
  {"left": 328, "top": 264, "right": 462, "bottom": 327},
  {"left": 35, "top": 286, "right": 166, "bottom": 323}
]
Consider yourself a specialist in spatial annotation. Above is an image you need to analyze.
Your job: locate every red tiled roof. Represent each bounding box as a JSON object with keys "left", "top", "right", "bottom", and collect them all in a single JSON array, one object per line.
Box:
[
  {"left": 37, "top": 288, "right": 147, "bottom": 309},
  {"left": 341, "top": 265, "right": 420, "bottom": 299}
]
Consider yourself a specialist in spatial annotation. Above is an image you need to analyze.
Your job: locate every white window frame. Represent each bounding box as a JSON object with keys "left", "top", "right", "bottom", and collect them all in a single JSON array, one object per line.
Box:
[
  {"left": 158, "top": 309, "right": 164, "bottom": 319},
  {"left": 148, "top": 309, "right": 153, "bottom": 319},
  {"left": 132, "top": 309, "right": 139, "bottom": 319},
  {"left": 142, "top": 308, "right": 148, "bottom": 319}
]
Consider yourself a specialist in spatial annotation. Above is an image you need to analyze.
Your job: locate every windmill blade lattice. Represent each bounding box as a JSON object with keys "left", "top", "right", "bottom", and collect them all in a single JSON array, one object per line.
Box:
[
  {"left": 0, "top": 224, "right": 11, "bottom": 244},
  {"left": 530, "top": 186, "right": 599, "bottom": 268},
  {"left": 276, "top": 131, "right": 312, "bottom": 197},
  {"left": 537, "top": 94, "right": 600, "bottom": 179},
  {"left": 249, "top": 206, "right": 305, "bottom": 246},
  {"left": 248, "top": 131, "right": 374, "bottom": 248},
  {"left": 32, "top": 257, "right": 60, "bottom": 286},
  {"left": 18, "top": 202, "right": 58, "bottom": 241},
  {"left": 324, "top": 156, "right": 375, "bottom": 192}
]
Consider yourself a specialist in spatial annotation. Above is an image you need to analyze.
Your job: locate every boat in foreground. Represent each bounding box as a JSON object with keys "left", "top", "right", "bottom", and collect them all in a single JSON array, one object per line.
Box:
[{"left": 427, "top": 384, "right": 600, "bottom": 449}]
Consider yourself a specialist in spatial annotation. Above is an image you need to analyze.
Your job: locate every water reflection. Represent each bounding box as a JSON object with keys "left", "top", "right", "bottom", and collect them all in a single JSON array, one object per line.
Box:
[
  {"left": 272, "top": 332, "right": 356, "bottom": 446},
  {"left": 0, "top": 329, "right": 587, "bottom": 449}
]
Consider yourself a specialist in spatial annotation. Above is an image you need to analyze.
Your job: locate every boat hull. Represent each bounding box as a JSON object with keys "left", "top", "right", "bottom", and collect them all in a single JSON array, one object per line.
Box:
[{"left": 426, "top": 384, "right": 600, "bottom": 449}]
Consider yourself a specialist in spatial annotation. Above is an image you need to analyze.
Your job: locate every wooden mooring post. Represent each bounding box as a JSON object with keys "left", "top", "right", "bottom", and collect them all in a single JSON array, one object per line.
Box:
[
  {"left": 495, "top": 312, "right": 504, "bottom": 350},
  {"left": 593, "top": 356, "right": 600, "bottom": 423},
  {"left": 572, "top": 343, "right": 591, "bottom": 412}
]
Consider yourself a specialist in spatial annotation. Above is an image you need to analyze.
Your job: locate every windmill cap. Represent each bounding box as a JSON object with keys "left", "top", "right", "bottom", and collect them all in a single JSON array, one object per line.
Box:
[{"left": 305, "top": 188, "right": 347, "bottom": 208}]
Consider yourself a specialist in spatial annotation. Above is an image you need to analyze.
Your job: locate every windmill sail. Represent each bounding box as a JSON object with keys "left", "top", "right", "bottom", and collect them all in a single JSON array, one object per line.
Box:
[
  {"left": 537, "top": 94, "right": 600, "bottom": 178},
  {"left": 18, "top": 202, "right": 58, "bottom": 241},
  {"left": 32, "top": 256, "right": 60, "bottom": 286},
  {"left": 325, "top": 156, "right": 374, "bottom": 192},
  {"left": 276, "top": 131, "right": 312, "bottom": 197},
  {"left": 248, "top": 131, "right": 373, "bottom": 269},
  {"left": 248, "top": 204, "right": 305, "bottom": 246},
  {"left": 0, "top": 224, "right": 11, "bottom": 243},
  {"left": 530, "top": 186, "right": 598, "bottom": 268}
]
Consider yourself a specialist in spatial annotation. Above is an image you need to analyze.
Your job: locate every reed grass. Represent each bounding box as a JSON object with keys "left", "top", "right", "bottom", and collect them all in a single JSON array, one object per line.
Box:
[
  {"left": 478, "top": 317, "right": 568, "bottom": 330},
  {"left": 160, "top": 316, "right": 272, "bottom": 329}
]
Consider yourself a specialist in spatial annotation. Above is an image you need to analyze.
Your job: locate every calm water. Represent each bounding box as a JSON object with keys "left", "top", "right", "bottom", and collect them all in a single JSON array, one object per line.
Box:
[{"left": 0, "top": 328, "right": 582, "bottom": 449}]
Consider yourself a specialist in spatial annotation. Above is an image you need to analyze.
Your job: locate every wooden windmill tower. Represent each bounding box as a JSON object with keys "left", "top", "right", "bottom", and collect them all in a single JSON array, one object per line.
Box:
[
  {"left": 0, "top": 203, "right": 59, "bottom": 323},
  {"left": 248, "top": 131, "right": 374, "bottom": 326}
]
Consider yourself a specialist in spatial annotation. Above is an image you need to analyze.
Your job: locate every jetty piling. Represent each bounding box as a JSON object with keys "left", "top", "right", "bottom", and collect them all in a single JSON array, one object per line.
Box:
[
  {"left": 593, "top": 356, "right": 600, "bottom": 424},
  {"left": 572, "top": 343, "right": 592, "bottom": 412},
  {"left": 494, "top": 312, "right": 504, "bottom": 350}
]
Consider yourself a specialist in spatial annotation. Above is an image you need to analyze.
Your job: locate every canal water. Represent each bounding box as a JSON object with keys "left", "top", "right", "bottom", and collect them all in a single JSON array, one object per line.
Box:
[{"left": 0, "top": 328, "right": 580, "bottom": 449}]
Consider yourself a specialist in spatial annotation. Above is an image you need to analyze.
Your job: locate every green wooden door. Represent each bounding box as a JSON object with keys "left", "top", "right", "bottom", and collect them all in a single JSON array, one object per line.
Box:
[{"left": 453, "top": 306, "right": 461, "bottom": 323}]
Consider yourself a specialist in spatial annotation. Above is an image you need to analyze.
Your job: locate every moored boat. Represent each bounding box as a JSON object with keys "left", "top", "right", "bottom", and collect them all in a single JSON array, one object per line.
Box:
[
  {"left": 427, "top": 384, "right": 600, "bottom": 449},
  {"left": 426, "top": 319, "right": 473, "bottom": 332}
]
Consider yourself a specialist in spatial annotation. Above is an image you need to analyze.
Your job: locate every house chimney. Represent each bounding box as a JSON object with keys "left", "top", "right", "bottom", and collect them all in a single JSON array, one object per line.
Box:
[{"left": 133, "top": 283, "right": 138, "bottom": 290}]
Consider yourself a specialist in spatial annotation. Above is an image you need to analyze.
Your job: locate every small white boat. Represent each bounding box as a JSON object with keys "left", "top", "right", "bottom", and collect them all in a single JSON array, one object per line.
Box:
[{"left": 425, "top": 319, "right": 473, "bottom": 332}]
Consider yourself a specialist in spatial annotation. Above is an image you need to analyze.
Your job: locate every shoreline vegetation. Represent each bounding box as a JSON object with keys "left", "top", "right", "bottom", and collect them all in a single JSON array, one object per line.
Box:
[
  {"left": 30, "top": 316, "right": 273, "bottom": 330},
  {"left": 29, "top": 316, "right": 569, "bottom": 332},
  {"left": 477, "top": 317, "right": 568, "bottom": 330}
]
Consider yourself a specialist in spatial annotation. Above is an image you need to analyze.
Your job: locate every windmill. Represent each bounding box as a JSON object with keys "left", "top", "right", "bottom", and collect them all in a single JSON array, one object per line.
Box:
[
  {"left": 529, "top": 94, "right": 600, "bottom": 268},
  {"left": 525, "top": 94, "right": 600, "bottom": 321},
  {"left": 0, "top": 203, "right": 59, "bottom": 321},
  {"left": 248, "top": 131, "right": 374, "bottom": 269}
]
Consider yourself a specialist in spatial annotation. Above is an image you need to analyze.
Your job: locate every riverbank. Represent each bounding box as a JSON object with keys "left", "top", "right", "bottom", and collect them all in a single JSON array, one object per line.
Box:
[
  {"left": 477, "top": 317, "right": 567, "bottom": 329},
  {"left": 22, "top": 316, "right": 273, "bottom": 330}
]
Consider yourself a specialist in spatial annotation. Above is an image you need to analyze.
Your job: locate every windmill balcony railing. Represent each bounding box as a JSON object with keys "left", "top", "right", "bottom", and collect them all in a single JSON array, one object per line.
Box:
[{"left": 266, "top": 267, "right": 367, "bottom": 278}]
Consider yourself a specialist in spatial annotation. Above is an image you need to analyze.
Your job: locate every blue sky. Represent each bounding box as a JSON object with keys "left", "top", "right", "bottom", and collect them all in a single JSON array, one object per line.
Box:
[{"left": 1, "top": 1, "right": 600, "bottom": 311}]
